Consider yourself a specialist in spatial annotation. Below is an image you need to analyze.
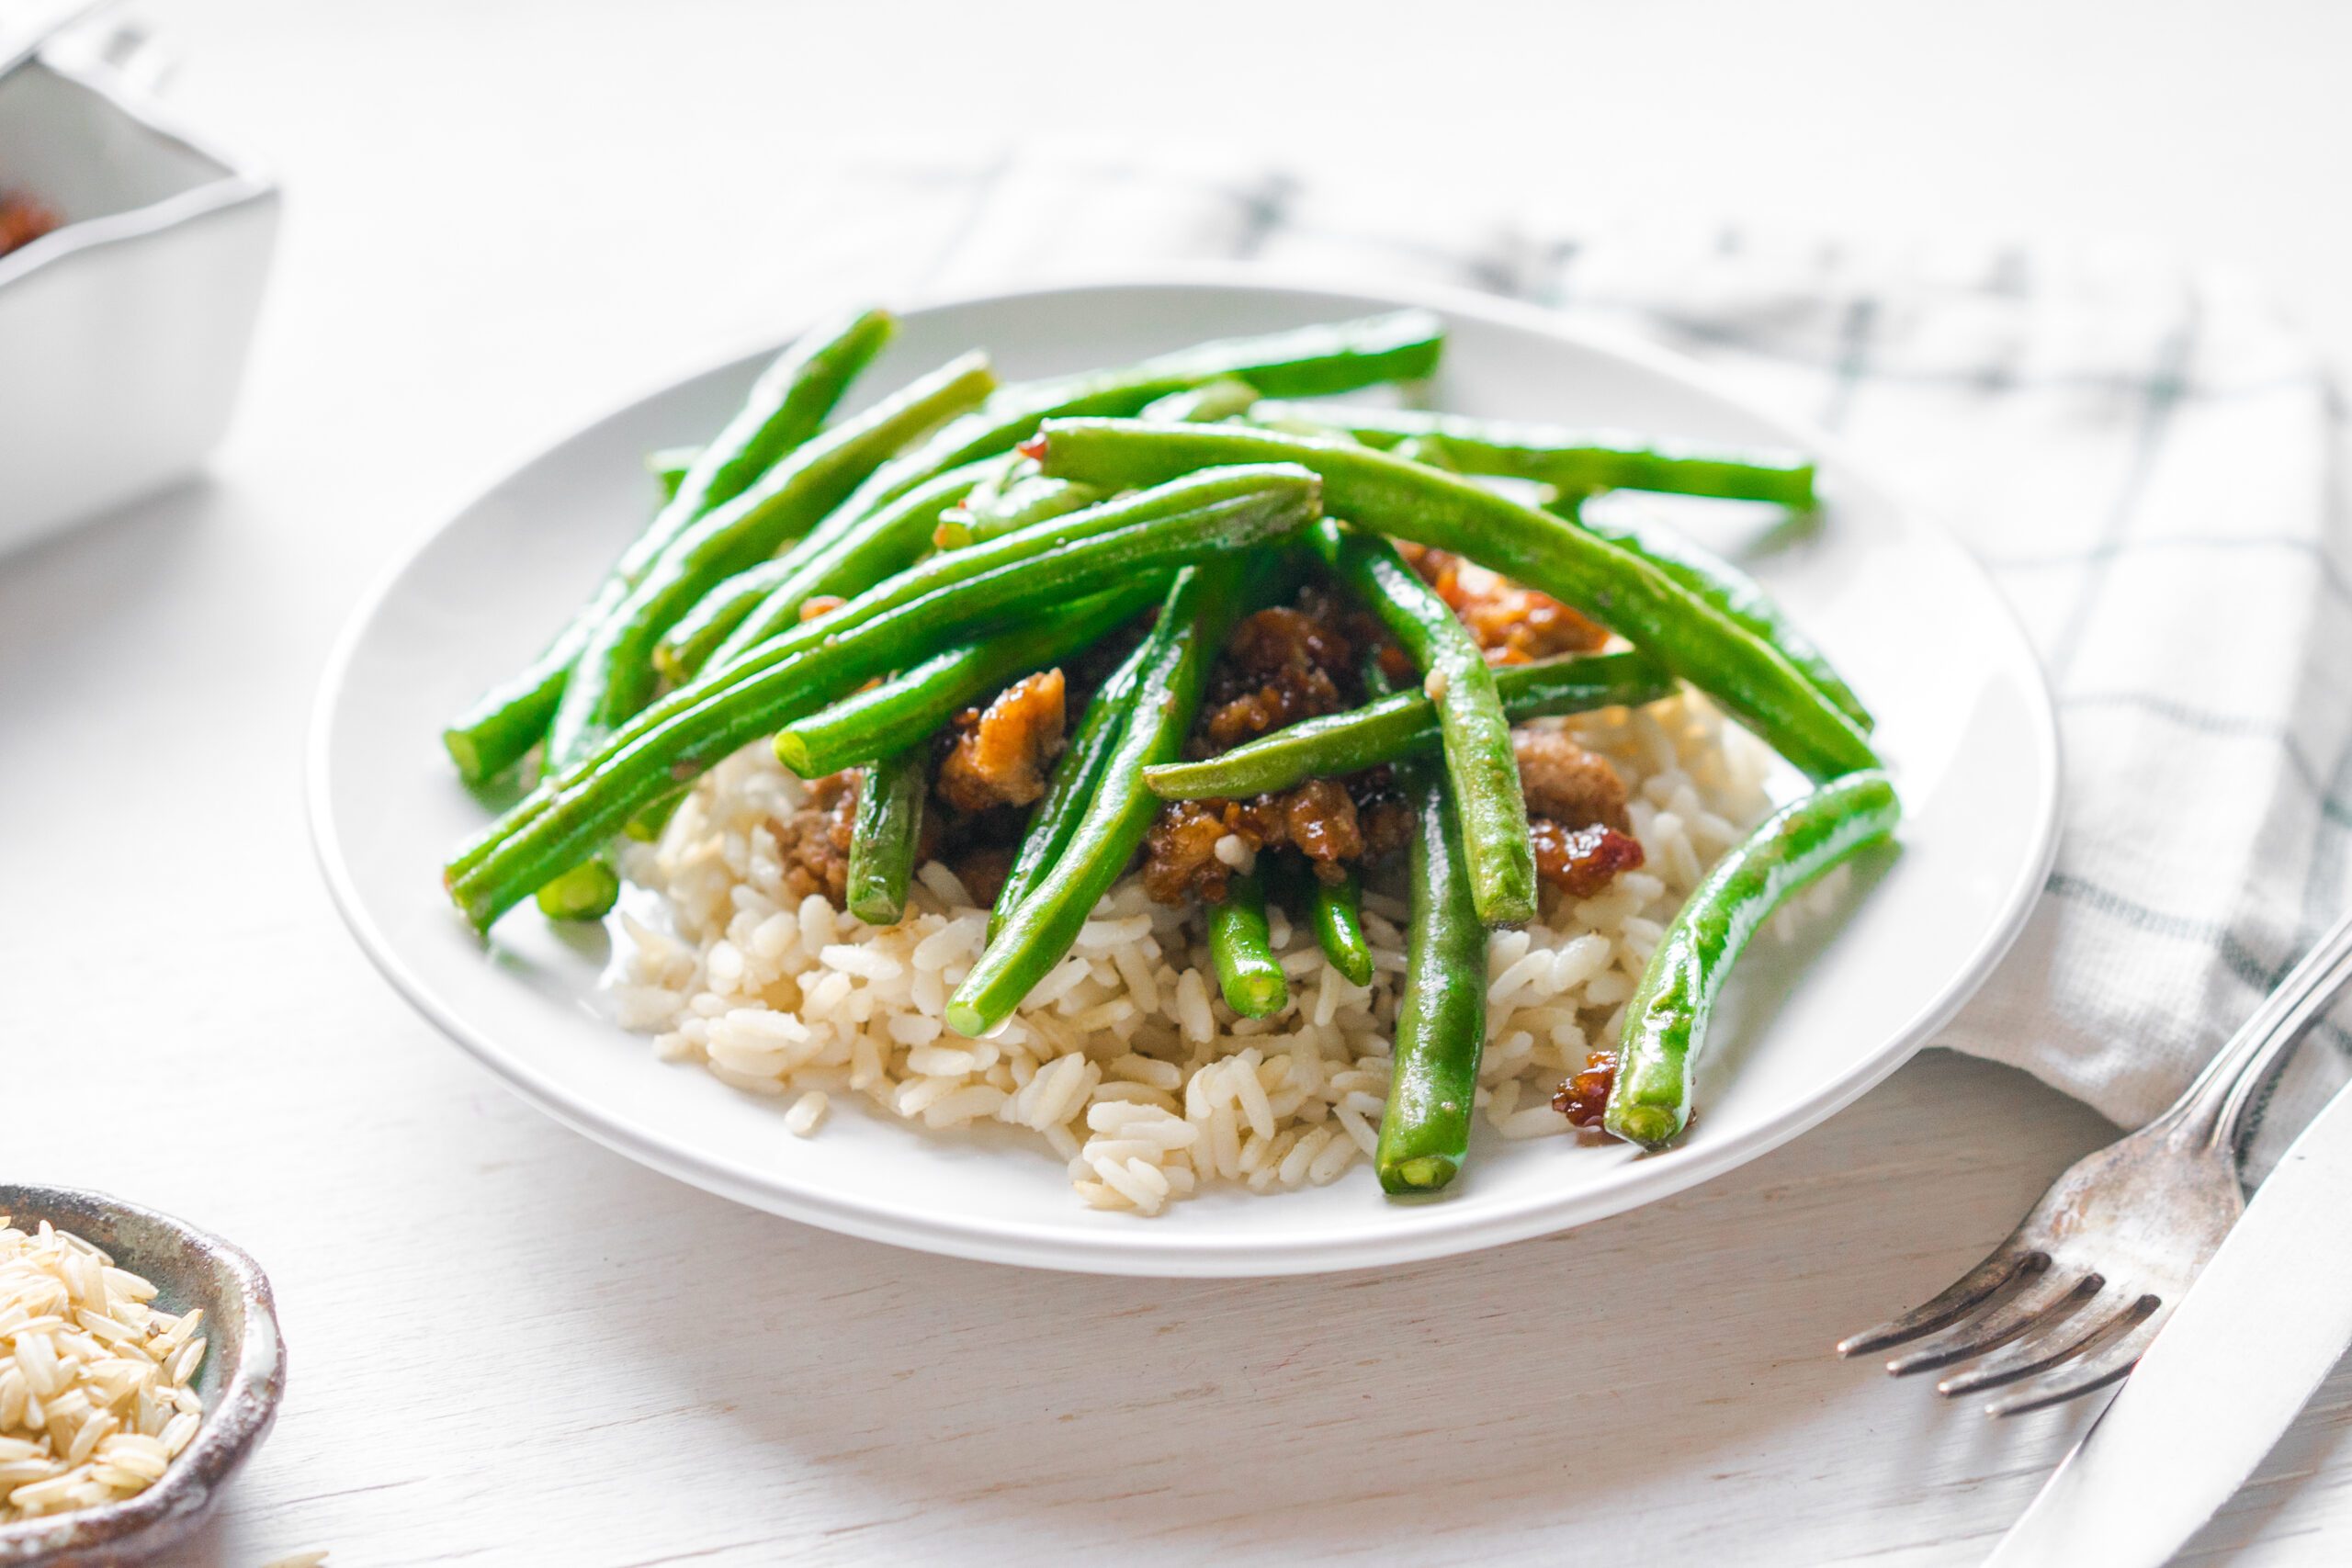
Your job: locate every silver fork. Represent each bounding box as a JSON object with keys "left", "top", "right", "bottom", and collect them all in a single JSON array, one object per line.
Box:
[{"left": 1838, "top": 908, "right": 2352, "bottom": 1416}]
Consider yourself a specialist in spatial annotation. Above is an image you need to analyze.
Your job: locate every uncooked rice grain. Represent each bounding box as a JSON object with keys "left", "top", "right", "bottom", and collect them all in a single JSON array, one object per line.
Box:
[
  {"left": 0, "top": 1219, "right": 207, "bottom": 1523},
  {"left": 612, "top": 691, "right": 1775, "bottom": 1213}
]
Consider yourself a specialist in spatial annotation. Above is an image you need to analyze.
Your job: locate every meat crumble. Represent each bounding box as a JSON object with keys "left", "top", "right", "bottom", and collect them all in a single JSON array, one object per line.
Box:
[
  {"left": 1530, "top": 819, "right": 1646, "bottom": 897},
  {"left": 1199, "top": 597, "right": 1359, "bottom": 750},
  {"left": 1146, "top": 586, "right": 1412, "bottom": 904},
  {"left": 937, "top": 668, "right": 1068, "bottom": 814},
  {"left": 1397, "top": 544, "right": 1609, "bottom": 663},
  {"left": 1142, "top": 577, "right": 1644, "bottom": 908},
  {"left": 769, "top": 771, "right": 859, "bottom": 904},
  {"left": 1513, "top": 729, "right": 1633, "bottom": 834},
  {"left": 1142, "top": 782, "right": 1412, "bottom": 905},
  {"left": 1553, "top": 1049, "right": 1619, "bottom": 1127}
]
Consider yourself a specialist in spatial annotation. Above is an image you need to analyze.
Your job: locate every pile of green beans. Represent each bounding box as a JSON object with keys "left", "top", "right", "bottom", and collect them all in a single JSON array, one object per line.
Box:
[
  {"left": 545, "top": 350, "right": 1000, "bottom": 773},
  {"left": 442, "top": 304, "right": 1902, "bottom": 1189},
  {"left": 445, "top": 467, "right": 1320, "bottom": 931},
  {"left": 443, "top": 308, "right": 895, "bottom": 786},
  {"left": 1035, "top": 420, "right": 1881, "bottom": 781},
  {"left": 774, "top": 582, "right": 1160, "bottom": 778}
]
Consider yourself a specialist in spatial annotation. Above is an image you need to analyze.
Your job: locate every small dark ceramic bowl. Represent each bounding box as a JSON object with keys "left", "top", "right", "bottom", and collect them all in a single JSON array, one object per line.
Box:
[{"left": 0, "top": 1187, "right": 283, "bottom": 1567}]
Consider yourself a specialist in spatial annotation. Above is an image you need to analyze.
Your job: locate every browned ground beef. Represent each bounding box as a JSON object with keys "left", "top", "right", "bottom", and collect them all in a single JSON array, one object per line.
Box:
[
  {"left": 1146, "top": 587, "right": 1413, "bottom": 904},
  {"left": 1530, "top": 819, "right": 1646, "bottom": 897},
  {"left": 770, "top": 772, "right": 859, "bottom": 903},
  {"left": 937, "top": 669, "right": 1068, "bottom": 814},
  {"left": 1398, "top": 544, "right": 1610, "bottom": 663},
  {"left": 1142, "top": 572, "right": 1647, "bottom": 908},
  {"left": 1512, "top": 729, "right": 1633, "bottom": 833},
  {"left": 950, "top": 844, "right": 1015, "bottom": 909},
  {"left": 1553, "top": 1049, "right": 1619, "bottom": 1126},
  {"left": 1142, "top": 779, "right": 1413, "bottom": 904},
  {"left": 1199, "top": 600, "right": 1356, "bottom": 751}
]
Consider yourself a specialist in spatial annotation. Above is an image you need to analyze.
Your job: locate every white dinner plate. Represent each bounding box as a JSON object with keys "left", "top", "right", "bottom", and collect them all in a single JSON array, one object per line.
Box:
[{"left": 311, "top": 272, "right": 2059, "bottom": 1277}]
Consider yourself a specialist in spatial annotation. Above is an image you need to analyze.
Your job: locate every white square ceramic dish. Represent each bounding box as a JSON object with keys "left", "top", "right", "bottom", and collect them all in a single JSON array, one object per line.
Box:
[{"left": 0, "top": 51, "right": 277, "bottom": 554}]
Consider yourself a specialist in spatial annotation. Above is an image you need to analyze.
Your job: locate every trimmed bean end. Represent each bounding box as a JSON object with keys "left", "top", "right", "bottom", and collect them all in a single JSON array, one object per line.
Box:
[
  {"left": 1380, "top": 1155, "right": 1460, "bottom": 1195},
  {"left": 1221, "top": 972, "right": 1289, "bottom": 1020},
  {"left": 535, "top": 860, "right": 619, "bottom": 922},
  {"left": 772, "top": 731, "right": 821, "bottom": 779},
  {"left": 442, "top": 729, "right": 492, "bottom": 785},
  {"left": 1603, "top": 1102, "right": 1682, "bottom": 1151}
]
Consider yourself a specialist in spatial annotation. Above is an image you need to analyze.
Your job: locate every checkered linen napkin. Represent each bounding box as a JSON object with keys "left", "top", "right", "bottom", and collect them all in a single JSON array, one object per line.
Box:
[{"left": 822, "top": 154, "right": 2352, "bottom": 1160}]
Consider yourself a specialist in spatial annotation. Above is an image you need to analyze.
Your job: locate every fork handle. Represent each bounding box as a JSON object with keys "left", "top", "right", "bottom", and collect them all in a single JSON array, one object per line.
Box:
[{"left": 2154, "top": 908, "right": 2352, "bottom": 1157}]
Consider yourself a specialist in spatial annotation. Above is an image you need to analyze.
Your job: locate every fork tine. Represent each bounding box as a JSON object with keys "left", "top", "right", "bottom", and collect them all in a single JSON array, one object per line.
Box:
[
  {"left": 1837, "top": 1248, "right": 2041, "bottom": 1358},
  {"left": 1985, "top": 1303, "right": 2174, "bottom": 1417},
  {"left": 1884, "top": 1269, "right": 2105, "bottom": 1377},
  {"left": 1934, "top": 1292, "right": 2159, "bottom": 1397}
]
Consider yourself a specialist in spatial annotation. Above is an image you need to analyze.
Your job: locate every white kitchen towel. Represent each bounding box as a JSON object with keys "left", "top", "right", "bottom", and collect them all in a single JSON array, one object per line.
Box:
[{"left": 822, "top": 153, "right": 2352, "bottom": 1160}]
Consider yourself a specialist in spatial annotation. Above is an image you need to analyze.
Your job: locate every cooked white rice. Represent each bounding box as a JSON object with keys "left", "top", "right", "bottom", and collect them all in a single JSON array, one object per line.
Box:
[
  {"left": 0, "top": 1219, "right": 206, "bottom": 1523},
  {"left": 610, "top": 691, "right": 1776, "bottom": 1213}
]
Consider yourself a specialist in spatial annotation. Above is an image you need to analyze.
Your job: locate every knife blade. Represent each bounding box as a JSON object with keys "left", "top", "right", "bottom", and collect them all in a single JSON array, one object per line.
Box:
[{"left": 1984, "top": 1077, "right": 2352, "bottom": 1567}]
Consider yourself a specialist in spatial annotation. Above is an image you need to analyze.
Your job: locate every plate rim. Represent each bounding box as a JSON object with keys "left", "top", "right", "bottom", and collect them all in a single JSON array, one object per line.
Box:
[{"left": 308, "top": 264, "right": 2064, "bottom": 1276}]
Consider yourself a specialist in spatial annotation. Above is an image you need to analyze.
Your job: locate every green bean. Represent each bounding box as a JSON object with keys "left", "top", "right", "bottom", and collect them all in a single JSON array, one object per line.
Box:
[
  {"left": 662, "top": 454, "right": 1014, "bottom": 682},
  {"left": 649, "top": 446, "right": 696, "bottom": 500},
  {"left": 1364, "top": 654, "right": 1487, "bottom": 1194},
  {"left": 845, "top": 747, "right": 931, "bottom": 926},
  {"left": 989, "top": 639, "right": 1148, "bottom": 942},
  {"left": 1207, "top": 869, "right": 1288, "bottom": 1018},
  {"left": 653, "top": 557, "right": 796, "bottom": 682},
  {"left": 1603, "top": 769, "right": 1900, "bottom": 1149},
  {"left": 546, "top": 352, "right": 997, "bottom": 772},
  {"left": 824, "top": 310, "right": 1445, "bottom": 533},
  {"left": 933, "top": 474, "right": 1104, "bottom": 549},
  {"left": 1145, "top": 650, "right": 1674, "bottom": 801},
  {"left": 944, "top": 554, "right": 1273, "bottom": 1037},
  {"left": 440, "top": 309, "right": 892, "bottom": 784},
  {"left": 935, "top": 373, "right": 1268, "bottom": 550},
  {"left": 1249, "top": 400, "right": 1816, "bottom": 507},
  {"left": 1308, "top": 519, "right": 1533, "bottom": 927},
  {"left": 445, "top": 467, "right": 1321, "bottom": 931},
  {"left": 1035, "top": 422, "right": 1878, "bottom": 782},
  {"left": 533, "top": 858, "right": 620, "bottom": 921},
  {"left": 1283, "top": 858, "right": 1375, "bottom": 987},
  {"left": 773, "top": 582, "right": 1159, "bottom": 777},
  {"left": 1375, "top": 757, "right": 1489, "bottom": 1194},
  {"left": 1562, "top": 496, "right": 1873, "bottom": 732},
  {"left": 667, "top": 309, "right": 899, "bottom": 530},
  {"left": 1139, "top": 376, "right": 1259, "bottom": 423}
]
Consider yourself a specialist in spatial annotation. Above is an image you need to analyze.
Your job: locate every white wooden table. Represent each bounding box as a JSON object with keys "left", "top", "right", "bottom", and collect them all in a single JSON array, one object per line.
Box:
[{"left": 11, "top": 2, "right": 2351, "bottom": 1561}]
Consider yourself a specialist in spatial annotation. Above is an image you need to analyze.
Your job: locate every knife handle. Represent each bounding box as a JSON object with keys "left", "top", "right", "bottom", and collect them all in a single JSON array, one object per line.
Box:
[{"left": 2156, "top": 908, "right": 2352, "bottom": 1159}]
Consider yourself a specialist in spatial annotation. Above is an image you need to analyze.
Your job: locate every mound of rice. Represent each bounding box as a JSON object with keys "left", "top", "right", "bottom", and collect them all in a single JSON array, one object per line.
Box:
[{"left": 609, "top": 692, "right": 1775, "bottom": 1213}]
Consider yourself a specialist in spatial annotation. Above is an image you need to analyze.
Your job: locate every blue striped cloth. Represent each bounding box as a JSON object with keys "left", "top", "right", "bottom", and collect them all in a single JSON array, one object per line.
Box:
[{"left": 823, "top": 154, "right": 2351, "bottom": 1163}]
